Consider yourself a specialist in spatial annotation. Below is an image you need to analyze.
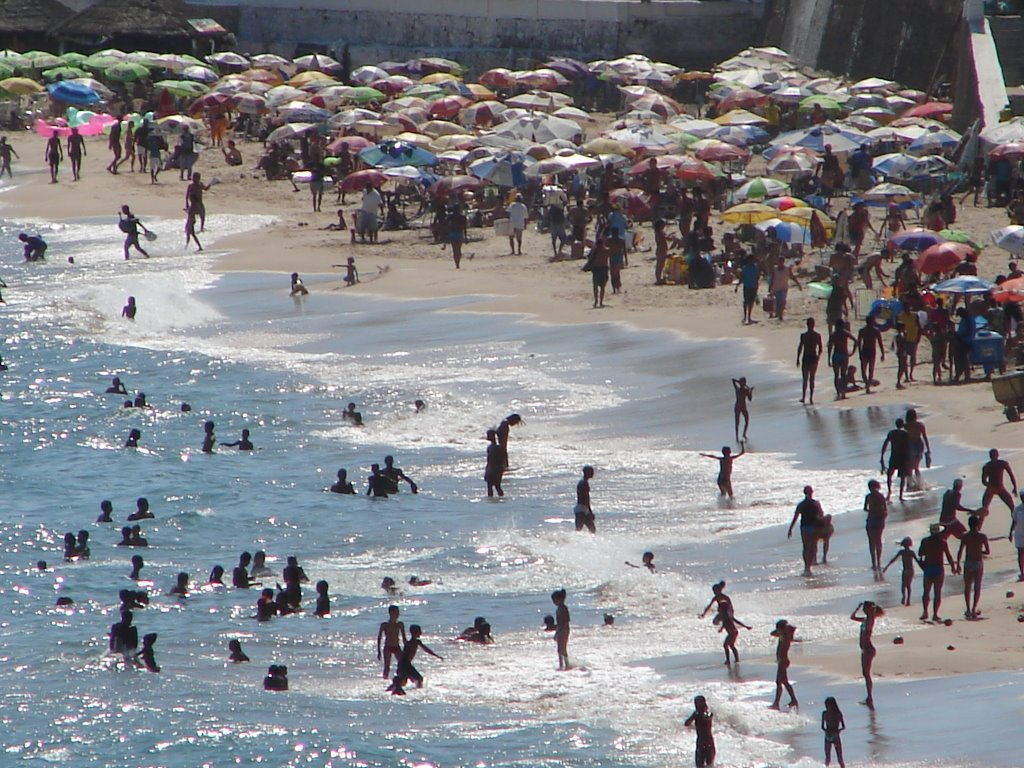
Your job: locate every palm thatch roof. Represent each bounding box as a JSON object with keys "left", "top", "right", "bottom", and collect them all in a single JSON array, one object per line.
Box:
[
  {"left": 54, "top": 0, "right": 194, "bottom": 39},
  {"left": 0, "top": 0, "right": 74, "bottom": 33}
]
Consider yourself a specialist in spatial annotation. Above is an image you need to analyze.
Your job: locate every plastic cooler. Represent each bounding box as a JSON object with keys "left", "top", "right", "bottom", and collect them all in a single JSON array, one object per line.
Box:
[{"left": 970, "top": 330, "right": 1004, "bottom": 367}]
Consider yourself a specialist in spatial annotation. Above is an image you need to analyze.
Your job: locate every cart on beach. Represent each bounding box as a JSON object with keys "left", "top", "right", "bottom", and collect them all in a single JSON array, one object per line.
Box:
[{"left": 991, "top": 370, "right": 1024, "bottom": 421}]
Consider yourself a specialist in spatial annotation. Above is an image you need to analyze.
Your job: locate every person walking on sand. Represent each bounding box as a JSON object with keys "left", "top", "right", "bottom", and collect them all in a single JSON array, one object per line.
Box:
[
  {"left": 956, "top": 515, "right": 990, "bottom": 619},
  {"left": 551, "top": 588, "right": 571, "bottom": 670},
  {"left": 904, "top": 408, "right": 931, "bottom": 491},
  {"left": 0, "top": 135, "right": 18, "bottom": 178},
  {"left": 821, "top": 697, "right": 846, "bottom": 768},
  {"left": 769, "top": 619, "right": 798, "bottom": 709},
  {"left": 796, "top": 317, "right": 823, "bottom": 404},
  {"left": 684, "top": 695, "right": 715, "bottom": 767},
  {"left": 919, "top": 523, "right": 959, "bottom": 622},
  {"left": 856, "top": 317, "right": 884, "bottom": 394},
  {"left": 735, "top": 252, "right": 760, "bottom": 325},
  {"left": 587, "top": 235, "right": 610, "bottom": 308},
  {"left": 787, "top": 485, "right": 823, "bottom": 577},
  {"left": 981, "top": 448, "right": 1018, "bottom": 520},
  {"left": 507, "top": 194, "right": 528, "bottom": 254},
  {"left": 574, "top": 465, "right": 596, "bottom": 533},
  {"left": 185, "top": 173, "right": 211, "bottom": 232},
  {"left": 850, "top": 600, "right": 883, "bottom": 709},
  {"left": 883, "top": 537, "right": 923, "bottom": 606},
  {"left": 732, "top": 377, "right": 753, "bottom": 441},
  {"left": 864, "top": 479, "right": 888, "bottom": 570},
  {"left": 119, "top": 205, "right": 151, "bottom": 260},
  {"left": 700, "top": 445, "right": 745, "bottom": 499},
  {"left": 67, "top": 127, "right": 86, "bottom": 181},
  {"left": 106, "top": 119, "right": 122, "bottom": 174},
  {"left": 44, "top": 134, "right": 62, "bottom": 183}
]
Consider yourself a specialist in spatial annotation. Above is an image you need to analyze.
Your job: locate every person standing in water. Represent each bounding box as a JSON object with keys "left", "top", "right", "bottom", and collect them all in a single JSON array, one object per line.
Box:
[
  {"left": 484, "top": 429, "right": 505, "bottom": 497},
  {"left": 796, "top": 318, "right": 823, "bottom": 404},
  {"left": 769, "top": 619, "right": 798, "bottom": 710},
  {"left": 574, "top": 465, "right": 596, "bottom": 533},
  {"left": 904, "top": 408, "right": 931, "bottom": 490},
  {"left": 821, "top": 697, "right": 846, "bottom": 768},
  {"left": 827, "top": 319, "right": 856, "bottom": 400},
  {"left": 919, "top": 523, "right": 959, "bottom": 622},
  {"left": 700, "top": 445, "right": 745, "bottom": 499},
  {"left": 119, "top": 205, "right": 150, "bottom": 260},
  {"left": 377, "top": 605, "right": 408, "bottom": 679},
  {"left": 684, "top": 695, "right": 715, "bottom": 767},
  {"left": 732, "top": 377, "right": 753, "bottom": 442},
  {"left": 495, "top": 413, "right": 522, "bottom": 469},
  {"left": 552, "top": 589, "right": 571, "bottom": 670},
  {"left": 700, "top": 580, "right": 751, "bottom": 665},
  {"left": 850, "top": 600, "right": 883, "bottom": 709},
  {"left": 956, "top": 515, "right": 990, "bottom": 619},
  {"left": 863, "top": 479, "right": 887, "bottom": 570},
  {"left": 787, "top": 485, "right": 823, "bottom": 577},
  {"left": 201, "top": 421, "right": 216, "bottom": 453}
]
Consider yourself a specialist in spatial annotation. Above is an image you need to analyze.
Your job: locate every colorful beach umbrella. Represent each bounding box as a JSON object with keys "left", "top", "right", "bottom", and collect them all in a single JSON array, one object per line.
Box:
[
  {"left": 156, "top": 80, "right": 209, "bottom": 98},
  {"left": 888, "top": 228, "right": 945, "bottom": 252},
  {"left": 734, "top": 177, "right": 789, "bottom": 200},
  {"left": 991, "top": 225, "right": 1024, "bottom": 255},
  {"left": 47, "top": 81, "right": 101, "bottom": 106},
  {"left": 359, "top": 140, "right": 437, "bottom": 168},
  {"left": 0, "top": 77, "right": 43, "bottom": 95},
  {"left": 104, "top": 62, "right": 150, "bottom": 82},
  {"left": 931, "top": 275, "right": 993, "bottom": 294},
  {"left": 722, "top": 202, "right": 777, "bottom": 225},
  {"left": 916, "top": 242, "right": 973, "bottom": 274}
]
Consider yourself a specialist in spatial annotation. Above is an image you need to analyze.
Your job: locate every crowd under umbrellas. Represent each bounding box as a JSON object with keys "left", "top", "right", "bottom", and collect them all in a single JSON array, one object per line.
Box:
[{"left": 12, "top": 38, "right": 1024, "bottom": 767}]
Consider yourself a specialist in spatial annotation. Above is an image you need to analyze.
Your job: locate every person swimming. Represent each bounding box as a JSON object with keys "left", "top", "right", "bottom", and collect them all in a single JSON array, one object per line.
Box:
[
  {"left": 105, "top": 376, "right": 128, "bottom": 395},
  {"left": 342, "top": 402, "right": 363, "bottom": 426},
  {"left": 136, "top": 633, "right": 159, "bottom": 672},
  {"left": 124, "top": 428, "right": 141, "bottom": 448},
  {"left": 263, "top": 664, "right": 288, "bottom": 690},
  {"left": 330, "top": 468, "right": 355, "bottom": 494},
  {"left": 314, "top": 580, "right": 330, "bottom": 616},
  {"left": 250, "top": 550, "right": 274, "bottom": 578},
  {"left": 97, "top": 499, "right": 114, "bottom": 523},
  {"left": 129, "top": 554, "right": 144, "bottom": 580},
  {"left": 381, "top": 576, "right": 398, "bottom": 594},
  {"left": 201, "top": 421, "right": 216, "bottom": 453},
  {"left": 127, "top": 497, "right": 153, "bottom": 521},
  {"left": 221, "top": 429, "right": 254, "bottom": 450},
  {"left": 367, "top": 464, "right": 390, "bottom": 498},
  {"left": 228, "top": 639, "right": 250, "bottom": 662}
]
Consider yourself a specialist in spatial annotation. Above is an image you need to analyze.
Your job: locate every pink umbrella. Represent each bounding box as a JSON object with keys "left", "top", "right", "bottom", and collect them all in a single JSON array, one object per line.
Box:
[
  {"left": 428, "top": 95, "right": 473, "bottom": 119},
  {"left": 34, "top": 119, "right": 71, "bottom": 138},
  {"left": 674, "top": 157, "right": 723, "bottom": 182},
  {"left": 371, "top": 75, "right": 414, "bottom": 96},
  {"left": 326, "top": 135, "right": 375, "bottom": 154},
  {"left": 990, "top": 142, "right": 1024, "bottom": 162},
  {"left": 627, "top": 154, "right": 688, "bottom": 175},
  {"left": 339, "top": 169, "right": 388, "bottom": 192},
  {"left": 431, "top": 174, "right": 484, "bottom": 198},
  {"left": 479, "top": 68, "right": 516, "bottom": 90},
  {"left": 609, "top": 187, "right": 653, "bottom": 218},
  {"left": 901, "top": 102, "right": 952, "bottom": 120},
  {"left": 695, "top": 143, "right": 751, "bottom": 163}
]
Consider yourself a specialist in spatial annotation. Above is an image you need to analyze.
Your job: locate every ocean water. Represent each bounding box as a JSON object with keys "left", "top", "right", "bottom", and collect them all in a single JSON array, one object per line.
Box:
[{"left": 0, "top": 210, "right": 1016, "bottom": 767}]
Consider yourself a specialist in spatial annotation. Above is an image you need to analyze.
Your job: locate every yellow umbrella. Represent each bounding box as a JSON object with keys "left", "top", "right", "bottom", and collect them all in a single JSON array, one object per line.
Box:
[
  {"left": 721, "top": 202, "right": 777, "bottom": 225},
  {"left": 777, "top": 206, "right": 835, "bottom": 234},
  {"left": 581, "top": 137, "right": 632, "bottom": 156},
  {"left": 0, "top": 76, "right": 43, "bottom": 95},
  {"left": 713, "top": 108, "right": 769, "bottom": 126},
  {"left": 430, "top": 133, "right": 476, "bottom": 150},
  {"left": 393, "top": 131, "right": 432, "bottom": 147},
  {"left": 288, "top": 70, "right": 334, "bottom": 87},
  {"left": 420, "top": 119, "right": 465, "bottom": 137},
  {"left": 421, "top": 72, "right": 461, "bottom": 84},
  {"left": 466, "top": 83, "right": 495, "bottom": 99}
]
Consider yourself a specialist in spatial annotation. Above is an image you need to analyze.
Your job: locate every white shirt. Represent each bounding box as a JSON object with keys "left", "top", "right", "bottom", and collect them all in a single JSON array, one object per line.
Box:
[
  {"left": 507, "top": 201, "right": 528, "bottom": 230},
  {"left": 1013, "top": 504, "right": 1024, "bottom": 547},
  {"left": 360, "top": 188, "right": 382, "bottom": 214}
]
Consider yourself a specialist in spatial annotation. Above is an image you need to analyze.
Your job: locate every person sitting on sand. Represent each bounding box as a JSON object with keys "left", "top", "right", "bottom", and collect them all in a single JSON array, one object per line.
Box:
[
  {"left": 700, "top": 445, "right": 745, "bottom": 498},
  {"left": 222, "top": 140, "right": 242, "bottom": 166}
]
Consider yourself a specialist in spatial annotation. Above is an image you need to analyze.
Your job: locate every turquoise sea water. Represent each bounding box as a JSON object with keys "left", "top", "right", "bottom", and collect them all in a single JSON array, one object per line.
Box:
[{"left": 0, "top": 211, "right": 1015, "bottom": 767}]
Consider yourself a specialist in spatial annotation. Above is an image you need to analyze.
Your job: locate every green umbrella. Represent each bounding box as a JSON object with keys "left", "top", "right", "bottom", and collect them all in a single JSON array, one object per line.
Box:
[
  {"left": 347, "top": 86, "right": 385, "bottom": 103},
  {"left": 153, "top": 79, "right": 209, "bottom": 97},
  {"left": 42, "top": 65, "right": 89, "bottom": 81},
  {"left": 403, "top": 83, "right": 441, "bottom": 99},
  {"left": 666, "top": 131, "right": 699, "bottom": 147},
  {"left": 22, "top": 51, "right": 62, "bottom": 69},
  {"left": 0, "top": 61, "right": 16, "bottom": 80},
  {"left": 798, "top": 95, "right": 842, "bottom": 113},
  {"left": 60, "top": 52, "right": 89, "bottom": 67},
  {"left": 84, "top": 54, "right": 123, "bottom": 71},
  {"left": 104, "top": 61, "right": 150, "bottom": 82},
  {"left": 0, "top": 50, "right": 28, "bottom": 69},
  {"left": 938, "top": 228, "right": 982, "bottom": 250}
]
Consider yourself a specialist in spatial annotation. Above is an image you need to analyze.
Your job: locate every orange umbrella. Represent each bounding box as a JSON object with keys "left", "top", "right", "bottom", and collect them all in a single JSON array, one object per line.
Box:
[{"left": 993, "top": 276, "right": 1024, "bottom": 303}]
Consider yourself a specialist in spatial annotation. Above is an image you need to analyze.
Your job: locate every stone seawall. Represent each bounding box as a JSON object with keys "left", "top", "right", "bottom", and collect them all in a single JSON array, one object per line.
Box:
[{"left": 186, "top": 0, "right": 763, "bottom": 71}]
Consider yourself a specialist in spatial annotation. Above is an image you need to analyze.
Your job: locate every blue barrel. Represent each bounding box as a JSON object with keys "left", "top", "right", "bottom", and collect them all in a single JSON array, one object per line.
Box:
[{"left": 970, "top": 330, "right": 1005, "bottom": 367}]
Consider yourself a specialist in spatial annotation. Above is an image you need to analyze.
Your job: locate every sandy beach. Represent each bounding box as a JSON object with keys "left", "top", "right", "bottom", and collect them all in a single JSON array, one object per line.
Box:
[{"left": 8, "top": 127, "right": 1024, "bottom": 693}]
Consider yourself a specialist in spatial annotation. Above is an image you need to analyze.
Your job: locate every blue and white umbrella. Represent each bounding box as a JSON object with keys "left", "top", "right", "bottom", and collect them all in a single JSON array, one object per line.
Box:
[
  {"left": 755, "top": 217, "right": 810, "bottom": 243},
  {"left": 469, "top": 152, "right": 531, "bottom": 187},
  {"left": 47, "top": 81, "right": 100, "bottom": 106},
  {"left": 276, "top": 101, "right": 330, "bottom": 124},
  {"left": 359, "top": 140, "right": 437, "bottom": 168},
  {"left": 907, "top": 128, "right": 961, "bottom": 155},
  {"left": 770, "top": 121, "right": 870, "bottom": 154},
  {"left": 707, "top": 124, "right": 768, "bottom": 147},
  {"left": 931, "top": 275, "right": 994, "bottom": 295}
]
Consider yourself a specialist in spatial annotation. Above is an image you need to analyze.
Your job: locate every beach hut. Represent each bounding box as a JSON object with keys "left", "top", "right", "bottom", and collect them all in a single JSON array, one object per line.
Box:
[
  {"left": 0, "top": 0, "right": 73, "bottom": 52},
  {"left": 54, "top": 0, "right": 231, "bottom": 55}
]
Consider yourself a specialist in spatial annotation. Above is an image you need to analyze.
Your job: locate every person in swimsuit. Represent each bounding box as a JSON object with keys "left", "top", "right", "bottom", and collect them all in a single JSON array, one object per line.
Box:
[
  {"left": 119, "top": 205, "right": 151, "bottom": 260},
  {"left": 880, "top": 418, "right": 909, "bottom": 501},
  {"left": 850, "top": 600, "right": 883, "bottom": 709},
  {"left": 484, "top": 429, "right": 505, "bottom": 497},
  {"left": 391, "top": 624, "right": 442, "bottom": 690},
  {"left": 376, "top": 603, "right": 407, "bottom": 670},
  {"left": 882, "top": 537, "right": 923, "bottom": 606},
  {"left": 574, "top": 466, "right": 596, "bottom": 533},
  {"left": 787, "top": 485, "right": 823, "bottom": 577},
  {"left": 552, "top": 588, "right": 571, "bottom": 670},
  {"left": 732, "top": 377, "right": 753, "bottom": 442},
  {"left": 863, "top": 479, "right": 887, "bottom": 570},
  {"left": 700, "top": 581, "right": 751, "bottom": 665},
  {"left": 589, "top": 236, "right": 610, "bottom": 308},
  {"left": 919, "top": 523, "right": 959, "bottom": 622},
  {"left": 956, "top": 515, "right": 990, "bottom": 618},
  {"left": 821, "top": 697, "right": 846, "bottom": 768},
  {"left": 903, "top": 409, "right": 931, "bottom": 491},
  {"left": 495, "top": 413, "right": 522, "bottom": 469},
  {"left": 769, "top": 619, "right": 798, "bottom": 709},
  {"left": 796, "top": 318, "right": 823, "bottom": 404},
  {"left": 700, "top": 445, "right": 745, "bottom": 498},
  {"left": 981, "top": 448, "right": 1018, "bottom": 519},
  {"left": 684, "top": 695, "right": 716, "bottom": 768},
  {"left": 44, "top": 134, "right": 63, "bottom": 183},
  {"left": 329, "top": 468, "right": 355, "bottom": 494},
  {"left": 856, "top": 318, "right": 884, "bottom": 395},
  {"left": 827, "top": 319, "right": 856, "bottom": 400},
  {"left": 220, "top": 429, "right": 254, "bottom": 450},
  {"left": 67, "top": 127, "right": 86, "bottom": 181}
]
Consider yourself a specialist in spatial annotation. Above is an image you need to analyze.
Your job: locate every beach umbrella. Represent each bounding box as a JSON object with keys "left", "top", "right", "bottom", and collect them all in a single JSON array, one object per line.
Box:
[
  {"left": 104, "top": 62, "right": 150, "bottom": 82},
  {"left": 22, "top": 51, "right": 62, "bottom": 70},
  {"left": 265, "top": 84, "right": 307, "bottom": 106},
  {"left": 42, "top": 65, "right": 89, "bottom": 82},
  {"left": 182, "top": 65, "right": 219, "bottom": 83},
  {"left": 862, "top": 182, "right": 916, "bottom": 203},
  {"left": 770, "top": 122, "right": 868, "bottom": 154},
  {"left": 47, "top": 81, "right": 100, "bottom": 106},
  {"left": 627, "top": 154, "right": 690, "bottom": 175},
  {"left": 908, "top": 128, "right": 960, "bottom": 155},
  {"left": 347, "top": 86, "right": 386, "bottom": 104},
  {"left": 798, "top": 95, "right": 842, "bottom": 113},
  {"left": 722, "top": 202, "right": 777, "bottom": 225},
  {"left": 250, "top": 53, "right": 292, "bottom": 71},
  {"left": 479, "top": 68, "right": 516, "bottom": 89},
  {"left": 755, "top": 218, "right": 810, "bottom": 243},
  {"left": 207, "top": 52, "right": 250, "bottom": 71},
  {"left": 59, "top": 52, "right": 88, "bottom": 68},
  {"left": 239, "top": 68, "right": 283, "bottom": 86},
  {"left": 403, "top": 83, "right": 442, "bottom": 99},
  {"left": 712, "top": 108, "right": 769, "bottom": 127},
  {"left": 888, "top": 228, "right": 945, "bottom": 252},
  {"left": 94, "top": 48, "right": 128, "bottom": 59},
  {"left": 155, "top": 53, "right": 205, "bottom": 72},
  {"left": 871, "top": 153, "right": 915, "bottom": 177},
  {"left": 543, "top": 57, "right": 589, "bottom": 79},
  {"left": 716, "top": 89, "right": 769, "bottom": 113},
  {"left": 604, "top": 125, "right": 678, "bottom": 153},
  {"left": 916, "top": 242, "right": 973, "bottom": 274},
  {"left": 517, "top": 68, "right": 569, "bottom": 90},
  {"left": 157, "top": 80, "right": 209, "bottom": 98},
  {"left": 505, "top": 91, "right": 561, "bottom": 112},
  {"left": 993, "top": 276, "right": 1024, "bottom": 303},
  {"left": 276, "top": 101, "right": 329, "bottom": 123},
  {"left": 187, "top": 91, "right": 232, "bottom": 114},
  {"left": 351, "top": 65, "right": 389, "bottom": 84},
  {"left": 695, "top": 142, "right": 750, "bottom": 163},
  {"left": 0, "top": 61, "right": 15, "bottom": 80},
  {"left": 325, "top": 135, "right": 374, "bottom": 155},
  {"left": 735, "top": 177, "right": 789, "bottom": 200},
  {"left": 420, "top": 71, "right": 461, "bottom": 85},
  {"left": 430, "top": 174, "right": 483, "bottom": 197},
  {"left": 0, "top": 77, "right": 43, "bottom": 95},
  {"left": 83, "top": 54, "right": 123, "bottom": 72},
  {"left": 406, "top": 56, "right": 464, "bottom": 76},
  {"left": 936, "top": 229, "right": 981, "bottom": 249},
  {"left": 430, "top": 133, "right": 477, "bottom": 151},
  {"left": 772, "top": 85, "right": 813, "bottom": 104},
  {"left": 498, "top": 114, "right": 582, "bottom": 143},
  {"left": 359, "top": 140, "right": 437, "bottom": 168},
  {"left": 981, "top": 118, "right": 1024, "bottom": 148},
  {"left": 932, "top": 275, "right": 993, "bottom": 295},
  {"left": 428, "top": 95, "right": 473, "bottom": 119},
  {"left": 462, "top": 100, "right": 506, "bottom": 126},
  {"left": 609, "top": 188, "right": 653, "bottom": 218},
  {"left": 420, "top": 119, "right": 465, "bottom": 137},
  {"left": 991, "top": 225, "right": 1024, "bottom": 254},
  {"left": 0, "top": 50, "right": 29, "bottom": 69},
  {"left": 707, "top": 124, "right": 769, "bottom": 146},
  {"left": 339, "top": 169, "right": 389, "bottom": 192},
  {"left": 902, "top": 102, "right": 953, "bottom": 120},
  {"left": 766, "top": 148, "right": 818, "bottom": 176},
  {"left": 846, "top": 93, "right": 889, "bottom": 110},
  {"left": 582, "top": 137, "right": 632, "bottom": 156},
  {"left": 469, "top": 152, "right": 530, "bottom": 187},
  {"left": 231, "top": 92, "right": 268, "bottom": 114},
  {"left": 328, "top": 107, "right": 380, "bottom": 128},
  {"left": 265, "top": 122, "right": 318, "bottom": 142},
  {"left": 989, "top": 142, "right": 1024, "bottom": 162},
  {"left": 850, "top": 76, "right": 894, "bottom": 93},
  {"left": 765, "top": 196, "right": 809, "bottom": 211},
  {"left": 288, "top": 70, "right": 334, "bottom": 87},
  {"left": 776, "top": 206, "right": 835, "bottom": 234},
  {"left": 154, "top": 114, "right": 204, "bottom": 134},
  {"left": 70, "top": 77, "right": 113, "bottom": 99}
]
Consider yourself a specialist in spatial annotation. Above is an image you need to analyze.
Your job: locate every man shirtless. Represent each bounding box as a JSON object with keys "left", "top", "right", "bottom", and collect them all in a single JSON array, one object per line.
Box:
[
  {"left": 856, "top": 318, "right": 885, "bottom": 394},
  {"left": 589, "top": 237, "right": 610, "bottom": 308},
  {"left": 376, "top": 605, "right": 408, "bottom": 678},
  {"left": 827, "top": 320, "right": 856, "bottom": 400},
  {"left": 919, "top": 523, "right": 959, "bottom": 622},
  {"left": 880, "top": 418, "right": 909, "bottom": 501},
  {"left": 732, "top": 377, "right": 753, "bottom": 441},
  {"left": 700, "top": 445, "right": 745, "bottom": 498},
  {"left": 981, "top": 448, "right": 1018, "bottom": 519},
  {"left": 796, "top": 318, "right": 823, "bottom": 404},
  {"left": 956, "top": 516, "right": 990, "bottom": 619},
  {"left": 574, "top": 465, "right": 595, "bottom": 533}
]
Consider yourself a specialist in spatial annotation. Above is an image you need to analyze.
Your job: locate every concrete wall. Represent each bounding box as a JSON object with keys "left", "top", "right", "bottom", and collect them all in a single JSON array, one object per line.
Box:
[{"left": 184, "top": 0, "right": 763, "bottom": 71}]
